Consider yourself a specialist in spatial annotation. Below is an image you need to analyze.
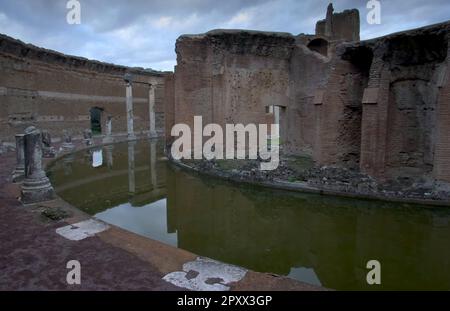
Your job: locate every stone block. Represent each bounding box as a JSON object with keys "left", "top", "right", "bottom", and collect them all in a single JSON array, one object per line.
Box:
[
  {"left": 313, "top": 89, "right": 325, "bottom": 105},
  {"left": 362, "top": 88, "right": 379, "bottom": 105}
]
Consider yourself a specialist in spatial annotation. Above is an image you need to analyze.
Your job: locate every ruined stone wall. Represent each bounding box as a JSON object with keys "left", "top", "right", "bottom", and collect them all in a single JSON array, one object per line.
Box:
[
  {"left": 313, "top": 44, "right": 372, "bottom": 168},
  {"left": 164, "top": 73, "right": 175, "bottom": 145},
  {"left": 167, "top": 5, "right": 362, "bottom": 158},
  {"left": 359, "top": 24, "right": 449, "bottom": 182},
  {"left": 169, "top": 28, "right": 363, "bottom": 159},
  {"left": 314, "top": 58, "right": 366, "bottom": 168},
  {"left": 171, "top": 30, "right": 295, "bottom": 155},
  {"left": 167, "top": 8, "right": 450, "bottom": 185},
  {"left": 285, "top": 42, "right": 330, "bottom": 155},
  {"left": 434, "top": 33, "right": 450, "bottom": 183},
  {"left": 172, "top": 30, "right": 294, "bottom": 151},
  {"left": 0, "top": 34, "right": 167, "bottom": 143}
]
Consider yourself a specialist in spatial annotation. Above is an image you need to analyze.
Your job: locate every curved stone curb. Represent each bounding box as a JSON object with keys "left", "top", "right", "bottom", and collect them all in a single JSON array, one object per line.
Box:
[{"left": 170, "top": 159, "right": 450, "bottom": 208}]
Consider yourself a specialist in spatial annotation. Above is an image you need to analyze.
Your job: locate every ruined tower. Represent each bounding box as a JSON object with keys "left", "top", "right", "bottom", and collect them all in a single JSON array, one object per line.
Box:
[{"left": 315, "top": 3, "right": 360, "bottom": 42}]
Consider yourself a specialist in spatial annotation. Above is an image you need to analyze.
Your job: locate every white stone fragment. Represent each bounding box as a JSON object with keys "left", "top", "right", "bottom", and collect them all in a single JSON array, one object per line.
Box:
[
  {"left": 163, "top": 257, "right": 247, "bottom": 291},
  {"left": 56, "top": 219, "right": 109, "bottom": 241}
]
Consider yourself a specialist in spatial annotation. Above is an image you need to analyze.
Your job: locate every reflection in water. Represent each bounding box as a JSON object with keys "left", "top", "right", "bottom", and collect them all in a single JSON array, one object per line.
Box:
[
  {"left": 92, "top": 149, "right": 103, "bottom": 168},
  {"left": 96, "top": 199, "right": 178, "bottom": 247},
  {"left": 62, "top": 153, "right": 75, "bottom": 175},
  {"left": 128, "top": 141, "right": 135, "bottom": 194},
  {"left": 105, "top": 145, "right": 114, "bottom": 169},
  {"left": 47, "top": 140, "right": 450, "bottom": 290}
]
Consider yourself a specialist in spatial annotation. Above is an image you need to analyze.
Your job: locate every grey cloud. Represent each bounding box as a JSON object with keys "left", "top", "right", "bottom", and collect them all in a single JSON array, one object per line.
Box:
[{"left": 0, "top": 0, "right": 449, "bottom": 71}]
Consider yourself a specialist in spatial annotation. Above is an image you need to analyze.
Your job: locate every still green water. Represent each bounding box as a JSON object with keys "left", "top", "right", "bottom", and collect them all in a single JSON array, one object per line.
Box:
[{"left": 47, "top": 140, "right": 450, "bottom": 290}]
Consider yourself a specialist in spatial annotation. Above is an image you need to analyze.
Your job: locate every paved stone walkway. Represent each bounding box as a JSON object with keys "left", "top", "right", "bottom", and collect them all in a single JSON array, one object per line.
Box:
[{"left": 0, "top": 151, "right": 181, "bottom": 290}]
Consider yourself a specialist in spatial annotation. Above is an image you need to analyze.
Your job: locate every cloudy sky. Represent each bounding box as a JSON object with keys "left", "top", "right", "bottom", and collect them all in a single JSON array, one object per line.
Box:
[{"left": 0, "top": 0, "right": 449, "bottom": 71}]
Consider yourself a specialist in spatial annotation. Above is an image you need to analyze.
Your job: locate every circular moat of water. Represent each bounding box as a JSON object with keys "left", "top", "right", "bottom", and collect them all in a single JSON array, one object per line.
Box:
[{"left": 47, "top": 140, "right": 450, "bottom": 290}]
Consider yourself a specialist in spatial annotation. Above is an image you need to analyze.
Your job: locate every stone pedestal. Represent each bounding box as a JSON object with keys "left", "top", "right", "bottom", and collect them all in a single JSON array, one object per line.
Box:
[
  {"left": 42, "top": 130, "right": 56, "bottom": 158},
  {"left": 21, "top": 126, "right": 55, "bottom": 204},
  {"left": 83, "top": 129, "right": 93, "bottom": 146},
  {"left": 124, "top": 74, "right": 136, "bottom": 141},
  {"left": 61, "top": 130, "right": 75, "bottom": 151},
  {"left": 102, "top": 116, "right": 114, "bottom": 144},
  {"left": 12, "top": 133, "right": 25, "bottom": 183}
]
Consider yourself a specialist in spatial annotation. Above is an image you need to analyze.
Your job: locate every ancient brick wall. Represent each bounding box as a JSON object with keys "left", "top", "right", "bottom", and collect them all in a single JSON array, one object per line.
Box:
[
  {"left": 164, "top": 73, "right": 175, "bottom": 145},
  {"left": 167, "top": 5, "right": 362, "bottom": 159},
  {"left": 164, "top": 10, "right": 450, "bottom": 185},
  {"left": 431, "top": 33, "right": 450, "bottom": 183},
  {"left": 360, "top": 24, "right": 449, "bottom": 182},
  {"left": 286, "top": 43, "right": 330, "bottom": 155},
  {"left": 314, "top": 56, "right": 368, "bottom": 168},
  {"left": 171, "top": 30, "right": 295, "bottom": 153},
  {"left": 0, "top": 34, "right": 167, "bottom": 143}
]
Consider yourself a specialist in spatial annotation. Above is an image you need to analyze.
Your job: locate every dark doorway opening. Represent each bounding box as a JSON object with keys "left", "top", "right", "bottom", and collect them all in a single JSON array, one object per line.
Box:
[{"left": 90, "top": 107, "right": 103, "bottom": 135}]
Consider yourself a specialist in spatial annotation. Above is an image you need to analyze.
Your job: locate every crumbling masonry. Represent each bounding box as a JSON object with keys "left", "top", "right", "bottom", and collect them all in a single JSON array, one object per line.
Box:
[{"left": 164, "top": 5, "right": 450, "bottom": 185}]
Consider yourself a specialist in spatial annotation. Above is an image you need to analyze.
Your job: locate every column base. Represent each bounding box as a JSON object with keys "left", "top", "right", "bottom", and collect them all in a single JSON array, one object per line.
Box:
[
  {"left": 12, "top": 168, "right": 25, "bottom": 183},
  {"left": 102, "top": 136, "right": 114, "bottom": 144},
  {"left": 21, "top": 176, "right": 55, "bottom": 204},
  {"left": 148, "top": 131, "right": 158, "bottom": 139},
  {"left": 127, "top": 133, "right": 137, "bottom": 141},
  {"left": 61, "top": 143, "right": 75, "bottom": 151}
]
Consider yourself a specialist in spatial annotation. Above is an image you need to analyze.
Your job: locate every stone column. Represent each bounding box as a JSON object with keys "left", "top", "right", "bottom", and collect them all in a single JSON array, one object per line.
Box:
[
  {"left": 127, "top": 141, "right": 136, "bottom": 194},
  {"left": 124, "top": 73, "right": 136, "bottom": 140},
  {"left": 150, "top": 140, "right": 157, "bottom": 189},
  {"left": 83, "top": 129, "right": 93, "bottom": 146},
  {"left": 149, "top": 83, "right": 158, "bottom": 138},
  {"left": 102, "top": 116, "right": 114, "bottom": 144},
  {"left": 274, "top": 106, "right": 280, "bottom": 125},
  {"left": 21, "top": 126, "right": 55, "bottom": 204},
  {"left": 42, "top": 130, "right": 56, "bottom": 158},
  {"left": 12, "top": 133, "right": 25, "bottom": 183}
]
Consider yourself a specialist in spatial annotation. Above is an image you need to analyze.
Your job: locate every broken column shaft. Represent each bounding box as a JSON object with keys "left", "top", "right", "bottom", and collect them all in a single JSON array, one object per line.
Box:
[
  {"left": 21, "top": 126, "right": 55, "bottom": 204},
  {"left": 12, "top": 133, "right": 25, "bottom": 183}
]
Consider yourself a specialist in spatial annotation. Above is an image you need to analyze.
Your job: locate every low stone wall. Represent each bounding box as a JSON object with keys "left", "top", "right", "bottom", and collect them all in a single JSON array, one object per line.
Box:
[{"left": 170, "top": 158, "right": 450, "bottom": 207}]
